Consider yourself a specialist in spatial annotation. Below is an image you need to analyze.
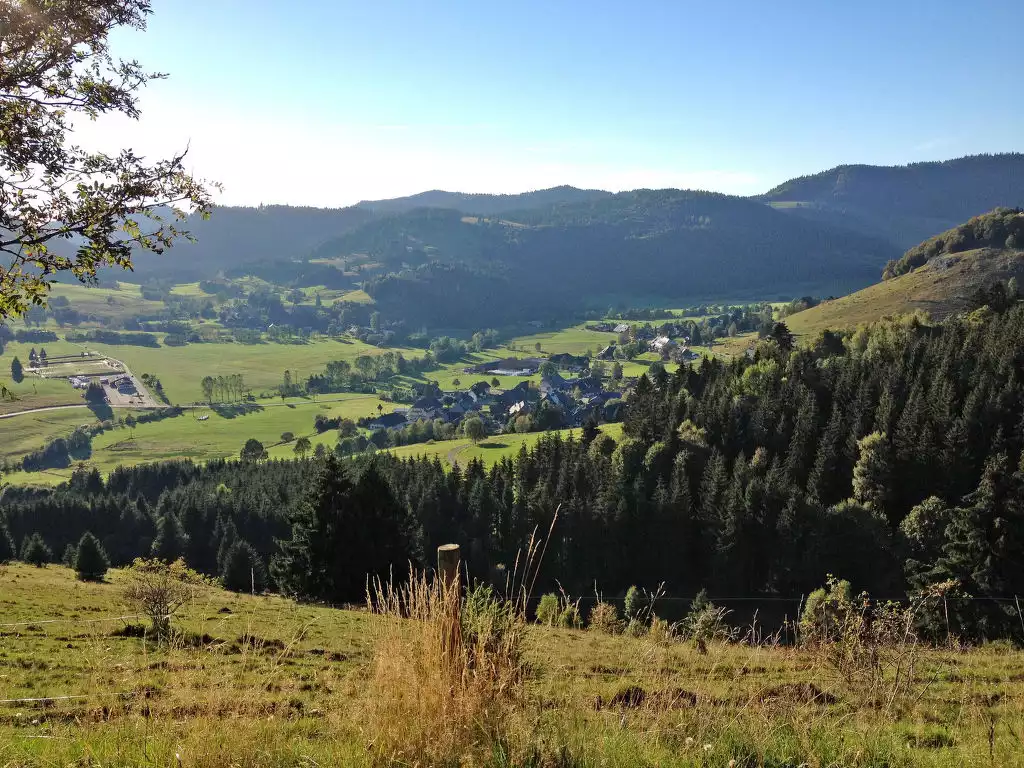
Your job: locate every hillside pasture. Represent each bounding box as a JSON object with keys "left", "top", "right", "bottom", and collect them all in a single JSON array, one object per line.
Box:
[
  {"left": 1, "top": 563, "right": 1022, "bottom": 766},
  {"left": 787, "top": 248, "right": 1024, "bottom": 337}
]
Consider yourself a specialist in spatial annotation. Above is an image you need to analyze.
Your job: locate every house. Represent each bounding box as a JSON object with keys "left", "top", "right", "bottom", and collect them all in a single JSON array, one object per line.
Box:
[
  {"left": 549, "top": 353, "right": 588, "bottom": 372},
  {"left": 368, "top": 412, "right": 409, "bottom": 431},
  {"left": 613, "top": 323, "right": 630, "bottom": 334},
  {"left": 650, "top": 335, "right": 675, "bottom": 354},
  {"left": 540, "top": 371, "right": 568, "bottom": 395},
  {"left": 508, "top": 400, "right": 531, "bottom": 417},
  {"left": 597, "top": 344, "right": 616, "bottom": 361},
  {"left": 574, "top": 376, "right": 603, "bottom": 396},
  {"left": 464, "top": 357, "right": 542, "bottom": 375},
  {"left": 407, "top": 396, "right": 444, "bottom": 422},
  {"left": 501, "top": 380, "right": 533, "bottom": 405}
]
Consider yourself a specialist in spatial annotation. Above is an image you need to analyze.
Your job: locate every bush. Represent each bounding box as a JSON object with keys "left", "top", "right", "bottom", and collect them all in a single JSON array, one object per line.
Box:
[
  {"left": 20, "top": 533, "right": 51, "bottom": 567},
  {"left": 800, "top": 576, "right": 853, "bottom": 644},
  {"left": 588, "top": 601, "right": 623, "bottom": 634},
  {"left": 121, "top": 558, "right": 207, "bottom": 639},
  {"left": 535, "top": 591, "right": 582, "bottom": 628},
  {"left": 681, "top": 589, "right": 731, "bottom": 653},
  {"left": 536, "top": 593, "right": 561, "bottom": 626},
  {"left": 74, "top": 532, "right": 110, "bottom": 582}
]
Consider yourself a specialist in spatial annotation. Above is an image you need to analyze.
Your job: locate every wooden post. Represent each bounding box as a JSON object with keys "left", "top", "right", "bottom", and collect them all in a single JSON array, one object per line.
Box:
[
  {"left": 438, "top": 544, "right": 461, "bottom": 591},
  {"left": 437, "top": 544, "right": 462, "bottom": 667}
]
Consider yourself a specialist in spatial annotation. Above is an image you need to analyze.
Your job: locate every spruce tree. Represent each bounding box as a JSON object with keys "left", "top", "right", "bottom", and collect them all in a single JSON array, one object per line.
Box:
[
  {"left": 74, "top": 532, "right": 110, "bottom": 582},
  {"left": 0, "top": 522, "right": 16, "bottom": 563},
  {"left": 150, "top": 514, "right": 188, "bottom": 562},
  {"left": 221, "top": 539, "right": 266, "bottom": 593},
  {"left": 21, "top": 533, "right": 52, "bottom": 567},
  {"left": 10, "top": 356, "right": 23, "bottom": 383},
  {"left": 272, "top": 456, "right": 414, "bottom": 603}
]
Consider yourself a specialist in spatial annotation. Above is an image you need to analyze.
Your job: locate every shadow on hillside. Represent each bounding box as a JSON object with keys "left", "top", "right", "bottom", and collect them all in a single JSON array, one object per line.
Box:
[{"left": 212, "top": 403, "right": 265, "bottom": 419}]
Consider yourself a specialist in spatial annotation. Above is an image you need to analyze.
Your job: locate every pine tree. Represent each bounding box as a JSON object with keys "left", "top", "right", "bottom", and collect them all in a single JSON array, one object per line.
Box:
[
  {"left": 0, "top": 523, "right": 16, "bottom": 563},
  {"left": 852, "top": 432, "right": 893, "bottom": 520},
  {"left": 221, "top": 539, "right": 266, "bottom": 593},
  {"left": 74, "top": 532, "right": 110, "bottom": 581},
  {"left": 150, "top": 514, "right": 188, "bottom": 562},
  {"left": 272, "top": 456, "right": 415, "bottom": 603},
  {"left": 21, "top": 533, "right": 52, "bottom": 567},
  {"left": 10, "top": 356, "right": 23, "bottom": 383}
]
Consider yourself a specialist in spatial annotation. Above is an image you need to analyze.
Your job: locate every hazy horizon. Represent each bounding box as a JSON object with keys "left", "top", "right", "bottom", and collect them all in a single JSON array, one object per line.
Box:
[{"left": 74, "top": 0, "right": 1024, "bottom": 207}]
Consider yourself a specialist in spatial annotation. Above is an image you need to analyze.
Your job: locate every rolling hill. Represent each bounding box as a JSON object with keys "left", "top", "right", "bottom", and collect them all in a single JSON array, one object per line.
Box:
[
  {"left": 319, "top": 189, "right": 899, "bottom": 326},
  {"left": 761, "top": 153, "right": 1024, "bottom": 248},
  {"left": 356, "top": 185, "right": 612, "bottom": 215},
  {"left": 787, "top": 209, "right": 1024, "bottom": 336}
]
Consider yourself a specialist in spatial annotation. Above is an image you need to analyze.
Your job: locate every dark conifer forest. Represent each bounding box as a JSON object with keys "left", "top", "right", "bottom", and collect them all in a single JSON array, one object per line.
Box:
[{"left": 5, "top": 300, "right": 1024, "bottom": 640}]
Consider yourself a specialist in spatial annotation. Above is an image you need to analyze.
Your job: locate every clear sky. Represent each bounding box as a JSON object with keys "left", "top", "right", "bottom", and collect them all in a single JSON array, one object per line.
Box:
[{"left": 78, "top": 0, "right": 1024, "bottom": 207}]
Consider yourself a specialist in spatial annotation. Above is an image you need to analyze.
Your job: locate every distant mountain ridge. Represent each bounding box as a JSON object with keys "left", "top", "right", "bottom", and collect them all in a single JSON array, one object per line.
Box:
[
  {"left": 356, "top": 185, "right": 613, "bottom": 216},
  {"left": 761, "top": 153, "right": 1024, "bottom": 247},
  {"left": 106, "top": 153, "right": 1024, "bottom": 326}
]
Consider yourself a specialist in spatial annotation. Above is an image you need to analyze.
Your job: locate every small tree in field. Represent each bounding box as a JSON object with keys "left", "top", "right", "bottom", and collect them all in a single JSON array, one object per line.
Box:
[
  {"left": 10, "top": 356, "right": 23, "bottom": 383},
  {"left": 21, "top": 533, "right": 51, "bottom": 567},
  {"left": 122, "top": 558, "right": 205, "bottom": 639},
  {"left": 74, "top": 532, "right": 110, "bottom": 582},
  {"left": 240, "top": 438, "right": 268, "bottom": 462},
  {"left": 294, "top": 435, "right": 312, "bottom": 459},
  {"left": 463, "top": 416, "right": 485, "bottom": 444}
]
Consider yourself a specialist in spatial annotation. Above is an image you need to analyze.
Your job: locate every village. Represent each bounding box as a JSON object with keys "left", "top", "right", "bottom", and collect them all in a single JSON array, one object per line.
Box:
[{"left": 358, "top": 322, "right": 700, "bottom": 439}]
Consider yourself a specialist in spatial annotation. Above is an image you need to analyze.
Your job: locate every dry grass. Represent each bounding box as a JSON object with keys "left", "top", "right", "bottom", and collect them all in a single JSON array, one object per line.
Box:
[
  {"left": 363, "top": 574, "right": 527, "bottom": 765},
  {"left": 4, "top": 564, "right": 1024, "bottom": 766}
]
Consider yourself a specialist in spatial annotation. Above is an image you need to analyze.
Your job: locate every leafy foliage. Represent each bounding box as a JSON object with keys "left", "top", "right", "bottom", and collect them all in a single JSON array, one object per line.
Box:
[{"left": 0, "top": 0, "right": 214, "bottom": 319}]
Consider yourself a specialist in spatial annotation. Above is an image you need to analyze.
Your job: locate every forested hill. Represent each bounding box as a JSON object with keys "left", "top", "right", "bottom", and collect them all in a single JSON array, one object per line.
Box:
[
  {"left": 761, "top": 153, "right": 1024, "bottom": 248},
  {"left": 324, "top": 190, "right": 897, "bottom": 325},
  {"left": 356, "top": 185, "right": 612, "bottom": 215},
  {"left": 126, "top": 205, "right": 374, "bottom": 281}
]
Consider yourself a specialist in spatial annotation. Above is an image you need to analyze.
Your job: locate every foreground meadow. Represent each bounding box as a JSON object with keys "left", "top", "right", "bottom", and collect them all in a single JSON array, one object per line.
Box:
[{"left": 1, "top": 564, "right": 1022, "bottom": 767}]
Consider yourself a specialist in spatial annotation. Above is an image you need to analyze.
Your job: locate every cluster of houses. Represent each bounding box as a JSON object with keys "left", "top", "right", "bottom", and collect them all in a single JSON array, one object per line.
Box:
[{"left": 366, "top": 358, "right": 623, "bottom": 435}]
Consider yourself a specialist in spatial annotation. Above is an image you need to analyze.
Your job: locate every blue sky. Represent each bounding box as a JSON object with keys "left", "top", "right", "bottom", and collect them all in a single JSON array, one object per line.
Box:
[{"left": 82, "top": 0, "right": 1024, "bottom": 206}]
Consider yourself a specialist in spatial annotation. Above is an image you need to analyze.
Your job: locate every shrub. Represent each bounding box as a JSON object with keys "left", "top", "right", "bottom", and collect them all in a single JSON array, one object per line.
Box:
[
  {"left": 588, "top": 601, "right": 623, "bottom": 634},
  {"left": 74, "top": 532, "right": 110, "bottom": 582},
  {"left": 121, "top": 558, "right": 206, "bottom": 639},
  {"left": 536, "top": 591, "right": 581, "bottom": 628},
  {"left": 536, "top": 593, "right": 562, "bottom": 626},
  {"left": 800, "top": 576, "right": 853, "bottom": 644},
  {"left": 681, "top": 589, "right": 731, "bottom": 653},
  {"left": 21, "top": 533, "right": 52, "bottom": 567}
]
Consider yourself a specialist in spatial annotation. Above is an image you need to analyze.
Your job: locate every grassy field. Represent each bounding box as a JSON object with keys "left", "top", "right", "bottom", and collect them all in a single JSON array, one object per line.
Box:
[
  {"left": 0, "top": 408, "right": 100, "bottom": 466},
  {"left": 508, "top": 324, "right": 618, "bottom": 357},
  {"left": 0, "top": 394, "right": 395, "bottom": 485},
  {"left": 1, "top": 562, "right": 1022, "bottom": 766},
  {"left": 386, "top": 423, "right": 625, "bottom": 468}
]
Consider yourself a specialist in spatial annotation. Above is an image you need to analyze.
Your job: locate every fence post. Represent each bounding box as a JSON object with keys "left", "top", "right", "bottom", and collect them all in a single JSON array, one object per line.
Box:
[{"left": 437, "top": 544, "right": 462, "bottom": 667}]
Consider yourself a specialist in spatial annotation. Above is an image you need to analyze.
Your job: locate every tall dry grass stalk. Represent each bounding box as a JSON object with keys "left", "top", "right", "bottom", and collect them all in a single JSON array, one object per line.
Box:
[
  {"left": 361, "top": 514, "right": 557, "bottom": 766},
  {"left": 363, "top": 570, "right": 528, "bottom": 766}
]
